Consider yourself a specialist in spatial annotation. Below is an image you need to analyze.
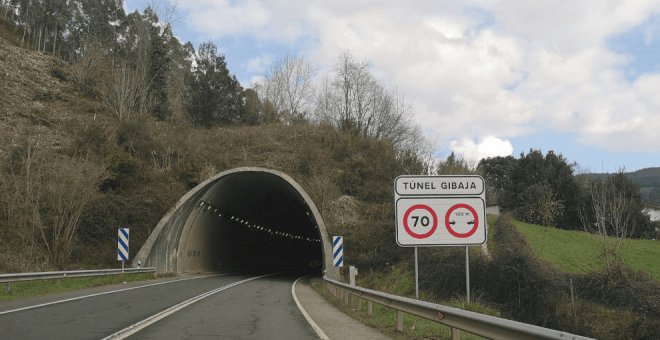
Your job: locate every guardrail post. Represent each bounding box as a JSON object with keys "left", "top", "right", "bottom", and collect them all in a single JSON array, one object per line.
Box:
[
  {"left": 349, "top": 266, "right": 357, "bottom": 286},
  {"left": 323, "top": 276, "right": 591, "bottom": 340},
  {"left": 5, "top": 282, "right": 11, "bottom": 293},
  {"left": 368, "top": 301, "right": 373, "bottom": 316},
  {"left": 396, "top": 310, "right": 404, "bottom": 332},
  {"left": 451, "top": 327, "right": 460, "bottom": 340}
]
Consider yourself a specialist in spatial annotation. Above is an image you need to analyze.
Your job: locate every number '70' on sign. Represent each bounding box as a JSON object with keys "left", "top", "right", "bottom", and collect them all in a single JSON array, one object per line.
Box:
[{"left": 403, "top": 204, "right": 438, "bottom": 239}]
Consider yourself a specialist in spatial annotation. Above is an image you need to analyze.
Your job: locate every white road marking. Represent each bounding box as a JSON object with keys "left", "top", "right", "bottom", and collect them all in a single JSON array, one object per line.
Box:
[
  {"left": 102, "top": 274, "right": 273, "bottom": 340},
  {"left": 0, "top": 274, "right": 221, "bottom": 316},
  {"left": 292, "top": 276, "right": 330, "bottom": 340}
]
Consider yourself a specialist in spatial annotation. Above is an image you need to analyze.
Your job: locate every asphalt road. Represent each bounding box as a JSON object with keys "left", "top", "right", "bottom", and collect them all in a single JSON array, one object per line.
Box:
[{"left": 0, "top": 274, "right": 318, "bottom": 339}]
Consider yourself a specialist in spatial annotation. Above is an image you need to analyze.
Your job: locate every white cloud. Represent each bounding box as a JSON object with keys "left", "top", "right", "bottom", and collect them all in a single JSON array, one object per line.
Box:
[
  {"left": 176, "top": 0, "right": 660, "bottom": 154},
  {"left": 249, "top": 75, "right": 266, "bottom": 87},
  {"left": 246, "top": 53, "right": 273, "bottom": 73},
  {"left": 178, "top": 0, "right": 314, "bottom": 42},
  {"left": 450, "top": 136, "right": 514, "bottom": 162}
]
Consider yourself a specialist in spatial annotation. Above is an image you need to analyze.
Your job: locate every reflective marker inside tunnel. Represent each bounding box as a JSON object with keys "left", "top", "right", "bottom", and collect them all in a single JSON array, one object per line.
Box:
[{"left": 135, "top": 168, "right": 339, "bottom": 279}]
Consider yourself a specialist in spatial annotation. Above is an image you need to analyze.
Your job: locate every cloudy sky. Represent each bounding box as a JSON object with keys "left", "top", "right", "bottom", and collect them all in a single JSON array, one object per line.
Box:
[{"left": 127, "top": 0, "right": 660, "bottom": 172}]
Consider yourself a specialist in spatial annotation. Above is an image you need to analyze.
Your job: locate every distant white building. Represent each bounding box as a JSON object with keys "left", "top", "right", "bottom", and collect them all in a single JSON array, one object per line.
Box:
[
  {"left": 486, "top": 205, "right": 502, "bottom": 216},
  {"left": 644, "top": 208, "right": 660, "bottom": 222}
]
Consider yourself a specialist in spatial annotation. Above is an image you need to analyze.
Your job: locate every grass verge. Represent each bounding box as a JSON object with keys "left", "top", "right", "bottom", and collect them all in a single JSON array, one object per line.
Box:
[
  {"left": 316, "top": 264, "right": 498, "bottom": 339},
  {"left": 512, "top": 219, "right": 660, "bottom": 280},
  {"left": 311, "top": 281, "right": 487, "bottom": 339},
  {"left": 0, "top": 272, "right": 162, "bottom": 301}
]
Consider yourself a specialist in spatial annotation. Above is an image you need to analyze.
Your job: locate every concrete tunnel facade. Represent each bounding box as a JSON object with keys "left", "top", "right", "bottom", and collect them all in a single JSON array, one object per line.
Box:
[{"left": 134, "top": 167, "right": 340, "bottom": 279}]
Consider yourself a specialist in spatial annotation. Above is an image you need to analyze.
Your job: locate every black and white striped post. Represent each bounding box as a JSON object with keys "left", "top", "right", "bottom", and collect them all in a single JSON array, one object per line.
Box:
[
  {"left": 117, "top": 228, "right": 129, "bottom": 272},
  {"left": 332, "top": 236, "right": 343, "bottom": 268}
]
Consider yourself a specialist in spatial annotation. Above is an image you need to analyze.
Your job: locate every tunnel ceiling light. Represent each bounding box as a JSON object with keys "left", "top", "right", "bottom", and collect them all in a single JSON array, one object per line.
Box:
[{"left": 198, "top": 201, "right": 322, "bottom": 243}]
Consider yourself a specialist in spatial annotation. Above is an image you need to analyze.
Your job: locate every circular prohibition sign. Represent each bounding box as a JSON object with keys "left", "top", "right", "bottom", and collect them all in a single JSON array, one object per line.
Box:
[
  {"left": 445, "top": 203, "right": 479, "bottom": 238},
  {"left": 403, "top": 204, "right": 438, "bottom": 239}
]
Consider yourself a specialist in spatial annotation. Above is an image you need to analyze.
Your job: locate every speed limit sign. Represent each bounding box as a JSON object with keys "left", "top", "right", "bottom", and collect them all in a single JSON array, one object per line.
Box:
[
  {"left": 402, "top": 204, "right": 438, "bottom": 239},
  {"left": 394, "top": 176, "right": 486, "bottom": 246}
]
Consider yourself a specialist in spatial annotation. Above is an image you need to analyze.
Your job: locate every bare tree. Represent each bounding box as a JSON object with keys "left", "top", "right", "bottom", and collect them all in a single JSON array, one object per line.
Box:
[
  {"left": 103, "top": 60, "right": 141, "bottom": 120},
  {"left": 257, "top": 54, "right": 316, "bottom": 124},
  {"left": 0, "top": 133, "right": 104, "bottom": 269},
  {"left": 1, "top": 134, "right": 51, "bottom": 270},
  {"left": 316, "top": 50, "right": 428, "bottom": 155},
  {"left": 40, "top": 156, "right": 105, "bottom": 268},
  {"left": 143, "top": 0, "right": 182, "bottom": 27},
  {"left": 580, "top": 172, "right": 635, "bottom": 269}
]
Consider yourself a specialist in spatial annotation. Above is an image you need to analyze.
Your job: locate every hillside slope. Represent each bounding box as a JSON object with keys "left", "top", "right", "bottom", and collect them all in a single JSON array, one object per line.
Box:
[
  {"left": 587, "top": 167, "right": 660, "bottom": 206},
  {"left": 0, "top": 28, "right": 413, "bottom": 272},
  {"left": 512, "top": 219, "right": 660, "bottom": 280}
]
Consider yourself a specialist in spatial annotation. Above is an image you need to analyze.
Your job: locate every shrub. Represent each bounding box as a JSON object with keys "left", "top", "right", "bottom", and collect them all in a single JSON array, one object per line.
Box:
[
  {"left": 50, "top": 67, "right": 67, "bottom": 81},
  {"left": 116, "top": 120, "right": 154, "bottom": 159},
  {"left": 485, "top": 214, "right": 566, "bottom": 327},
  {"left": 71, "top": 122, "right": 109, "bottom": 155},
  {"left": 574, "top": 265, "right": 660, "bottom": 319}
]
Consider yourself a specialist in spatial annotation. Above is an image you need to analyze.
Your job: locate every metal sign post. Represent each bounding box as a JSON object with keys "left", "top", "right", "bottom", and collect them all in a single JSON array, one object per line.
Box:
[
  {"left": 394, "top": 175, "right": 486, "bottom": 301},
  {"left": 465, "top": 246, "right": 470, "bottom": 303},
  {"left": 414, "top": 246, "right": 419, "bottom": 299}
]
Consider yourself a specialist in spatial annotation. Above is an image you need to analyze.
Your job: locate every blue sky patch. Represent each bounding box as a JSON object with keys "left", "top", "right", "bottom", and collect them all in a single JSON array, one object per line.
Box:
[{"left": 607, "top": 13, "right": 660, "bottom": 81}]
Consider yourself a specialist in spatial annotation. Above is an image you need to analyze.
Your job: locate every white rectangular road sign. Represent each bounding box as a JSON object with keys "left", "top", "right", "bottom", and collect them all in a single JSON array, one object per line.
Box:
[
  {"left": 396, "top": 197, "right": 486, "bottom": 246},
  {"left": 395, "top": 175, "right": 484, "bottom": 196},
  {"left": 395, "top": 175, "right": 487, "bottom": 247}
]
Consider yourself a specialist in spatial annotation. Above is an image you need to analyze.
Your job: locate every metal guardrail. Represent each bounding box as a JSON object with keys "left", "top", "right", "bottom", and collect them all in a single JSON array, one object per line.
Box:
[
  {"left": 0, "top": 267, "right": 156, "bottom": 284},
  {"left": 324, "top": 277, "right": 592, "bottom": 340}
]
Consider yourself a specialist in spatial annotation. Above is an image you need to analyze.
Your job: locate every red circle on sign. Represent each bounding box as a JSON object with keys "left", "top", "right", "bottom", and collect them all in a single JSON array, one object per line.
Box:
[
  {"left": 445, "top": 204, "right": 479, "bottom": 238},
  {"left": 403, "top": 204, "right": 438, "bottom": 239}
]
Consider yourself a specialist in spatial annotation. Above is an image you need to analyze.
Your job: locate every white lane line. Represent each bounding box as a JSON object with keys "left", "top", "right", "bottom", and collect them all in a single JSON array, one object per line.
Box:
[
  {"left": 103, "top": 273, "right": 274, "bottom": 340},
  {"left": 0, "top": 274, "right": 224, "bottom": 316},
  {"left": 292, "top": 276, "right": 330, "bottom": 340}
]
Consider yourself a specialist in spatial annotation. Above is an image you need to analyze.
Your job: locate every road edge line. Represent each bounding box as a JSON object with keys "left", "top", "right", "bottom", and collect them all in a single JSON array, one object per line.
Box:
[{"left": 292, "top": 276, "right": 330, "bottom": 340}]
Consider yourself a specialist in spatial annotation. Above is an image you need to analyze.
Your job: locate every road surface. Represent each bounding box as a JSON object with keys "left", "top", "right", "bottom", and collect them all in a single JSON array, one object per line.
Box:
[{"left": 0, "top": 274, "right": 318, "bottom": 339}]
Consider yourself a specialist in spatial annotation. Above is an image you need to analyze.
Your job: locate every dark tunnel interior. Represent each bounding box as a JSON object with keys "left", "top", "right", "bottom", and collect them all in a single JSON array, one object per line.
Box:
[{"left": 190, "top": 172, "right": 324, "bottom": 274}]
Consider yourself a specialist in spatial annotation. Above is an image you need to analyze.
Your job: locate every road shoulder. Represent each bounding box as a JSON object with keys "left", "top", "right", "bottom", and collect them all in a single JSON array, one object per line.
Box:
[{"left": 293, "top": 276, "right": 390, "bottom": 340}]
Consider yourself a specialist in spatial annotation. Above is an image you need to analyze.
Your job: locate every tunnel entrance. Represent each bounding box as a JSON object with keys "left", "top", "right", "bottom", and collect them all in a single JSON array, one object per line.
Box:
[
  {"left": 182, "top": 172, "right": 322, "bottom": 273},
  {"left": 134, "top": 168, "right": 339, "bottom": 279}
]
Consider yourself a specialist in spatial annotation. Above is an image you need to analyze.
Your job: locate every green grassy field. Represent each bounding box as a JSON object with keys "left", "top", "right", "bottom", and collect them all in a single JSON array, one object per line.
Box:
[{"left": 511, "top": 219, "right": 660, "bottom": 280}]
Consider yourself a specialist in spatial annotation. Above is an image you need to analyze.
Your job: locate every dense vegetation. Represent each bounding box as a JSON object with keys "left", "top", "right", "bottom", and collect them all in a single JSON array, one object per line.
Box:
[
  {"left": 0, "top": 0, "right": 427, "bottom": 272},
  {"left": 478, "top": 151, "right": 658, "bottom": 239}
]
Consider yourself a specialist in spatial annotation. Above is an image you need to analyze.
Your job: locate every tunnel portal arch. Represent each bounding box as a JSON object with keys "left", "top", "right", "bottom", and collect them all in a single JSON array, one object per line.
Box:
[{"left": 134, "top": 167, "right": 339, "bottom": 279}]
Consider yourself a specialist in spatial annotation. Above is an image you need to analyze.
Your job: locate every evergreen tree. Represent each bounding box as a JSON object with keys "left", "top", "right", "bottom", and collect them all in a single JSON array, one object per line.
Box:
[
  {"left": 478, "top": 155, "right": 517, "bottom": 206},
  {"left": 481, "top": 150, "right": 580, "bottom": 228},
  {"left": 188, "top": 42, "right": 244, "bottom": 126},
  {"left": 145, "top": 8, "right": 170, "bottom": 120}
]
